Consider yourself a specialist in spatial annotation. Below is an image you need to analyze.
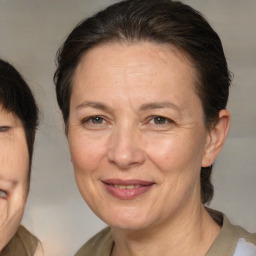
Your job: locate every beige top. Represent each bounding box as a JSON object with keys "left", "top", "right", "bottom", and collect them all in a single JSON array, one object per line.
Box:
[
  {"left": 0, "top": 225, "right": 39, "bottom": 256},
  {"left": 75, "top": 210, "right": 256, "bottom": 256}
]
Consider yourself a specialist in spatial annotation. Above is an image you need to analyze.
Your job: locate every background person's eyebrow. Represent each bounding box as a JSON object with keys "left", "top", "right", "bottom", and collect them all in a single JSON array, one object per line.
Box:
[
  {"left": 76, "top": 101, "right": 112, "bottom": 112},
  {"left": 139, "top": 102, "right": 181, "bottom": 112}
]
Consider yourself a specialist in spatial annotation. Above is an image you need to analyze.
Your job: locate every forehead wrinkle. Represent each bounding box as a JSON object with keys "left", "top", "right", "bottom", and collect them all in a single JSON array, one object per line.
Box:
[
  {"left": 108, "top": 64, "right": 156, "bottom": 112},
  {"left": 139, "top": 101, "right": 182, "bottom": 113},
  {"left": 111, "top": 64, "right": 154, "bottom": 84},
  {"left": 75, "top": 100, "right": 113, "bottom": 113}
]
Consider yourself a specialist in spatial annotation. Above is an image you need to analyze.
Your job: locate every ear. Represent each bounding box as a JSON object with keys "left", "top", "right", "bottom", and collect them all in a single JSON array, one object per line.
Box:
[{"left": 201, "top": 110, "right": 230, "bottom": 167}]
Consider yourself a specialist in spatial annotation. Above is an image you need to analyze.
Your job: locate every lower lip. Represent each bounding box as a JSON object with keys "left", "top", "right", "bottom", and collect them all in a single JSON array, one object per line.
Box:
[{"left": 103, "top": 183, "right": 154, "bottom": 200}]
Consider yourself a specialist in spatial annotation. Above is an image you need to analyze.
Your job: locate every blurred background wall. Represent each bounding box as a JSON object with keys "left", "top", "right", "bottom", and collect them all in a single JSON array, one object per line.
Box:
[{"left": 0, "top": 0, "right": 255, "bottom": 255}]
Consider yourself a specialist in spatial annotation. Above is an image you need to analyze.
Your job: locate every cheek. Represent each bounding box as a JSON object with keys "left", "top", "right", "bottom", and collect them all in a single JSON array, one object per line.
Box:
[
  {"left": 0, "top": 145, "right": 29, "bottom": 181},
  {"left": 146, "top": 132, "right": 206, "bottom": 175},
  {"left": 69, "top": 134, "right": 107, "bottom": 175},
  {"left": 16, "top": 151, "right": 29, "bottom": 182},
  {"left": 0, "top": 200, "right": 8, "bottom": 227}
]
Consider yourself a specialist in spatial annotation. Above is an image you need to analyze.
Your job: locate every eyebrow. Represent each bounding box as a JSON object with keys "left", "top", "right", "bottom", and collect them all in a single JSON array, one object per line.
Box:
[
  {"left": 139, "top": 101, "right": 181, "bottom": 113},
  {"left": 76, "top": 100, "right": 181, "bottom": 113},
  {"left": 76, "top": 101, "right": 113, "bottom": 112}
]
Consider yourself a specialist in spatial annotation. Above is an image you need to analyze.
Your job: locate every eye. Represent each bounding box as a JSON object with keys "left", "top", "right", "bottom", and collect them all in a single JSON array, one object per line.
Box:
[
  {"left": 0, "top": 126, "right": 11, "bottom": 132},
  {"left": 90, "top": 116, "right": 105, "bottom": 124},
  {"left": 149, "top": 116, "right": 172, "bottom": 125},
  {"left": 81, "top": 115, "right": 108, "bottom": 129}
]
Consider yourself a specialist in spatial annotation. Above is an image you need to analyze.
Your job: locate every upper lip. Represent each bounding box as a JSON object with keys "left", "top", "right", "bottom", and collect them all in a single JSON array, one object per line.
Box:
[{"left": 102, "top": 179, "right": 155, "bottom": 186}]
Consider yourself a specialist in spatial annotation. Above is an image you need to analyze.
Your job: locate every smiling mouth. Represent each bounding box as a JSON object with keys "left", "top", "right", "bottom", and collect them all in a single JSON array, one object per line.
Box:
[
  {"left": 0, "top": 189, "right": 7, "bottom": 199},
  {"left": 102, "top": 179, "right": 155, "bottom": 199},
  {"left": 113, "top": 184, "right": 140, "bottom": 189}
]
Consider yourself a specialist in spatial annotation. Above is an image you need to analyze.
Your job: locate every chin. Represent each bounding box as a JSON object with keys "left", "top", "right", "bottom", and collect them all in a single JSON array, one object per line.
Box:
[
  {"left": 109, "top": 220, "right": 150, "bottom": 231},
  {"left": 97, "top": 206, "right": 154, "bottom": 231}
]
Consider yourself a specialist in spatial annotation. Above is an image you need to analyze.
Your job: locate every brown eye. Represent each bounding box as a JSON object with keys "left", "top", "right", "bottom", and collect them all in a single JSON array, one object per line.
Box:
[
  {"left": 150, "top": 116, "right": 172, "bottom": 125},
  {"left": 0, "top": 126, "right": 10, "bottom": 132},
  {"left": 153, "top": 116, "right": 167, "bottom": 124}
]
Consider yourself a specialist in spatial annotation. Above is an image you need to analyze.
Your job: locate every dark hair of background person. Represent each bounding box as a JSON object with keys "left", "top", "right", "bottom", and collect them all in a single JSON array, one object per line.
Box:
[
  {"left": 54, "top": 0, "right": 232, "bottom": 204},
  {"left": 0, "top": 59, "right": 39, "bottom": 179}
]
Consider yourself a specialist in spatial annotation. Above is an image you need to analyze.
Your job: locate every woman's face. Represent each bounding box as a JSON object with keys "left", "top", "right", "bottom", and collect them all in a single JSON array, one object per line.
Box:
[
  {"left": 0, "top": 107, "right": 29, "bottom": 250},
  {"left": 68, "top": 42, "right": 214, "bottom": 230}
]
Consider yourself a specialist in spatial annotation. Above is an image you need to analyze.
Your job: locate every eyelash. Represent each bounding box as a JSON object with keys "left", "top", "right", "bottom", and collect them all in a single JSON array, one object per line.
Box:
[
  {"left": 148, "top": 116, "right": 174, "bottom": 126},
  {"left": 81, "top": 116, "right": 107, "bottom": 125},
  {"left": 0, "top": 126, "right": 11, "bottom": 132},
  {"left": 80, "top": 115, "right": 174, "bottom": 129}
]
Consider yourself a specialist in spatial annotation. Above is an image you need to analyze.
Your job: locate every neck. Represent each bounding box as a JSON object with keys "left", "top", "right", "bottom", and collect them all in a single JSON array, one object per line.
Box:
[{"left": 111, "top": 204, "right": 221, "bottom": 256}]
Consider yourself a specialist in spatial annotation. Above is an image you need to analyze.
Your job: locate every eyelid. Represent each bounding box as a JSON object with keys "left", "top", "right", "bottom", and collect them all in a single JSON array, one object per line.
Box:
[
  {"left": 0, "top": 126, "right": 11, "bottom": 132},
  {"left": 147, "top": 115, "right": 174, "bottom": 124},
  {"left": 80, "top": 115, "right": 112, "bottom": 130},
  {"left": 81, "top": 115, "right": 107, "bottom": 123}
]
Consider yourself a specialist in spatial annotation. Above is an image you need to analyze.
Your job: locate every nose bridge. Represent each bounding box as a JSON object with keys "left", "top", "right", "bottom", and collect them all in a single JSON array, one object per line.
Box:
[{"left": 107, "top": 120, "right": 145, "bottom": 169}]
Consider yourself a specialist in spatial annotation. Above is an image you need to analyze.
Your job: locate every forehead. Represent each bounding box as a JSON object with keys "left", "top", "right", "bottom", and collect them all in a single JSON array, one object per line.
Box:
[
  {"left": 78, "top": 41, "right": 193, "bottom": 68},
  {"left": 0, "top": 105, "right": 22, "bottom": 126},
  {"left": 73, "top": 42, "right": 197, "bottom": 91},
  {"left": 70, "top": 42, "right": 205, "bottom": 126}
]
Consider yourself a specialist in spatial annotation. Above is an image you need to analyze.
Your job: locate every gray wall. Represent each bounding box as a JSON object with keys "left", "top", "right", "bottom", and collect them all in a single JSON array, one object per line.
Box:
[{"left": 0, "top": 1, "right": 255, "bottom": 255}]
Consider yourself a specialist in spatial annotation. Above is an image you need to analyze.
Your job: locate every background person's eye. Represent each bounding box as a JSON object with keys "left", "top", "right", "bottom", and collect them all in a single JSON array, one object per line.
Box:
[
  {"left": 0, "top": 126, "right": 10, "bottom": 132},
  {"left": 0, "top": 189, "right": 7, "bottom": 198}
]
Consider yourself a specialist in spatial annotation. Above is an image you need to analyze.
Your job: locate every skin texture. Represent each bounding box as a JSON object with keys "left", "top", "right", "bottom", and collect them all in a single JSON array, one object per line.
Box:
[
  {"left": 0, "top": 107, "right": 29, "bottom": 251},
  {"left": 68, "top": 42, "right": 230, "bottom": 255}
]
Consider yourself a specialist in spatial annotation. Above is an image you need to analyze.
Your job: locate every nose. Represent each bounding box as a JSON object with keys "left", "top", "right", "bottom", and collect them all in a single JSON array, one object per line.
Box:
[{"left": 107, "top": 125, "right": 145, "bottom": 169}]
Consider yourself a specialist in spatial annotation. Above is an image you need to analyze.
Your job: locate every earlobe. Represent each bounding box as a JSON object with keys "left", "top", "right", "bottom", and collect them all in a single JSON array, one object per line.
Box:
[{"left": 201, "top": 109, "right": 230, "bottom": 167}]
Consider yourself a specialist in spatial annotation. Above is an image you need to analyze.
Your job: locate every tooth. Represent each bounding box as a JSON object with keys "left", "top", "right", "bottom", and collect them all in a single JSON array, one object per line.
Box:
[
  {"left": 113, "top": 185, "right": 140, "bottom": 189},
  {"left": 0, "top": 190, "right": 7, "bottom": 198}
]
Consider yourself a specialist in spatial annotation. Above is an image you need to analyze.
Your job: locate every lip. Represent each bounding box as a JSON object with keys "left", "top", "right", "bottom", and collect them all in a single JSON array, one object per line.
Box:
[{"left": 102, "top": 179, "right": 155, "bottom": 200}]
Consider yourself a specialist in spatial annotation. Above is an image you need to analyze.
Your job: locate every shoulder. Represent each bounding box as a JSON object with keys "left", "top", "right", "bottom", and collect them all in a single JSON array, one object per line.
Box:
[
  {"left": 207, "top": 209, "right": 256, "bottom": 256},
  {"left": 16, "top": 225, "right": 39, "bottom": 246},
  {"left": 232, "top": 224, "right": 256, "bottom": 256},
  {"left": 1, "top": 225, "right": 39, "bottom": 256},
  {"left": 75, "top": 226, "right": 113, "bottom": 256},
  {"left": 222, "top": 215, "right": 256, "bottom": 247}
]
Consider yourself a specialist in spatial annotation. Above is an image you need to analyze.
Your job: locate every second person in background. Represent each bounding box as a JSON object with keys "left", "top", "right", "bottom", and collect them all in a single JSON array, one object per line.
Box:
[{"left": 0, "top": 59, "right": 42, "bottom": 256}]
